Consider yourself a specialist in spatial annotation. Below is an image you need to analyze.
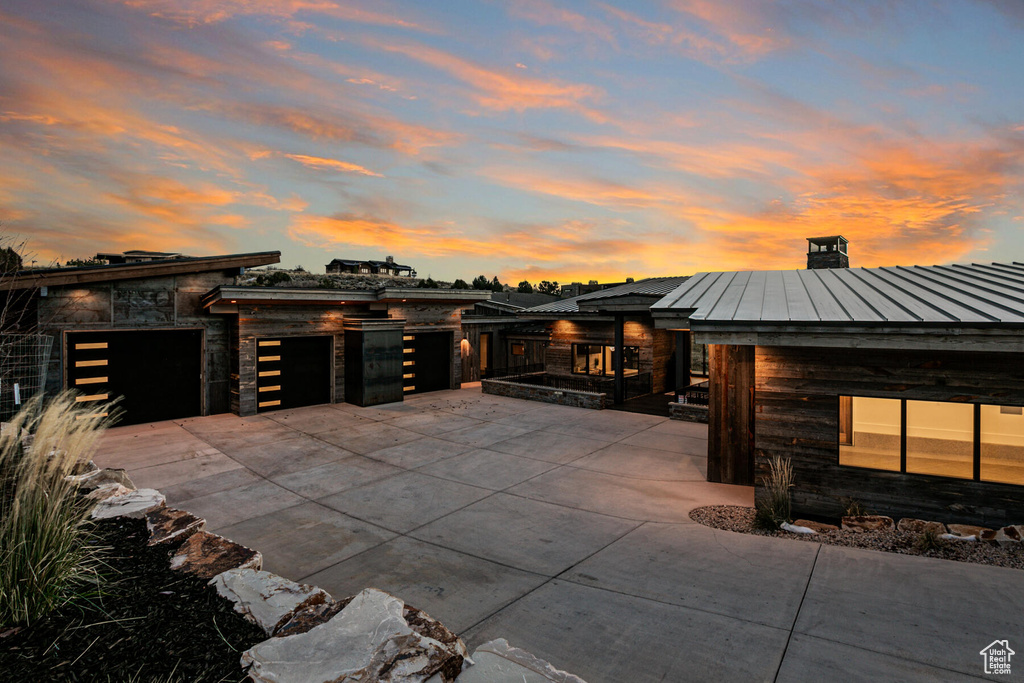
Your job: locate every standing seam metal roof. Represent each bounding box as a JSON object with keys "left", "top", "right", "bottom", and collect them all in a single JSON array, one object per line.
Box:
[
  {"left": 524, "top": 276, "right": 690, "bottom": 314},
  {"left": 651, "top": 263, "right": 1024, "bottom": 325}
]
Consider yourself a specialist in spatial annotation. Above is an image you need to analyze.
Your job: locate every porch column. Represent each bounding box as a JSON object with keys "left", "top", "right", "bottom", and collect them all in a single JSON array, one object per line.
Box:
[
  {"left": 674, "top": 330, "right": 691, "bottom": 392},
  {"left": 707, "top": 343, "right": 755, "bottom": 485},
  {"left": 613, "top": 314, "right": 624, "bottom": 405}
]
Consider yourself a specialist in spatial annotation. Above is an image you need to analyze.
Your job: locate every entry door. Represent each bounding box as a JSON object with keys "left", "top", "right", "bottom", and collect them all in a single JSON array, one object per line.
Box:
[
  {"left": 480, "top": 332, "right": 492, "bottom": 378},
  {"left": 403, "top": 331, "right": 452, "bottom": 395},
  {"left": 256, "top": 336, "right": 332, "bottom": 412},
  {"left": 66, "top": 329, "right": 202, "bottom": 426}
]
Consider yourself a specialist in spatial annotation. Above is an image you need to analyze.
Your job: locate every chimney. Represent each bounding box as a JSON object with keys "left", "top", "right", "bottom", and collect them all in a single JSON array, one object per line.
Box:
[
  {"left": 386, "top": 255, "right": 394, "bottom": 265},
  {"left": 806, "top": 236, "right": 849, "bottom": 269}
]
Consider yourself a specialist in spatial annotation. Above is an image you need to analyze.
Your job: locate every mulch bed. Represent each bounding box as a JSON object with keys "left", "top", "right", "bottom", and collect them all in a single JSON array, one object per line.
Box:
[
  {"left": 691, "top": 505, "right": 1024, "bottom": 571},
  {"left": 0, "top": 517, "right": 265, "bottom": 682}
]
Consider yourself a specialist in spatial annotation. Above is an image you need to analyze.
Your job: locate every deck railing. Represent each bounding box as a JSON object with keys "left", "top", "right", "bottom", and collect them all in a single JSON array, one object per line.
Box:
[{"left": 678, "top": 380, "right": 709, "bottom": 406}]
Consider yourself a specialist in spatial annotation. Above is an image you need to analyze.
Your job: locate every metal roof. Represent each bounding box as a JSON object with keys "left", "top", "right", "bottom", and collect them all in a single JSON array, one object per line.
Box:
[
  {"left": 525, "top": 276, "right": 690, "bottom": 315},
  {"left": 652, "top": 263, "right": 1024, "bottom": 326}
]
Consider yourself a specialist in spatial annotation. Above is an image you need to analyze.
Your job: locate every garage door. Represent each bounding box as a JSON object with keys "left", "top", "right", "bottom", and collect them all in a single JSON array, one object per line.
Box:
[
  {"left": 403, "top": 331, "right": 452, "bottom": 395},
  {"left": 66, "top": 329, "right": 202, "bottom": 426},
  {"left": 256, "top": 336, "right": 332, "bottom": 412}
]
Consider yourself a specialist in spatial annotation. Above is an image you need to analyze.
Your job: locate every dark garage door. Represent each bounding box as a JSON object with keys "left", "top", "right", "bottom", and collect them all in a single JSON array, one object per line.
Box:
[
  {"left": 256, "top": 336, "right": 332, "bottom": 412},
  {"left": 403, "top": 331, "right": 452, "bottom": 395},
  {"left": 66, "top": 329, "right": 202, "bottom": 426}
]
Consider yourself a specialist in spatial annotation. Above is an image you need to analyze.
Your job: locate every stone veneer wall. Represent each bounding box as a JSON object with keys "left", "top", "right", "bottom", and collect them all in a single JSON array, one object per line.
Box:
[
  {"left": 482, "top": 378, "right": 605, "bottom": 410},
  {"left": 669, "top": 401, "right": 709, "bottom": 423}
]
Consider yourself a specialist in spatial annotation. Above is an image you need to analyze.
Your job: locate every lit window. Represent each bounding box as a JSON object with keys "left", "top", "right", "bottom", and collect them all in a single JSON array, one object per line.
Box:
[
  {"left": 571, "top": 344, "right": 639, "bottom": 376},
  {"left": 906, "top": 400, "right": 973, "bottom": 479},
  {"left": 981, "top": 405, "right": 1024, "bottom": 485},
  {"left": 839, "top": 396, "right": 901, "bottom": 471}
]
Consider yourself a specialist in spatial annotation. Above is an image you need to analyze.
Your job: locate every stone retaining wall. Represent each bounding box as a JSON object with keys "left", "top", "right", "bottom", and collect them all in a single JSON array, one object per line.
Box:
[
  {"left": 482, "top": 378, "right": 605, "bottom": 410},
  {"left": 669, "top": 401, "right": 708, "bottom": 423}
]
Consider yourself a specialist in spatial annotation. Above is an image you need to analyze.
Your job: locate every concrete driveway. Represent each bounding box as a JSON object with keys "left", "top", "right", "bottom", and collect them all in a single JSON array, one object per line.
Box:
[{"left": 95, "top": 387, "right": 1023, "bottom": 682}]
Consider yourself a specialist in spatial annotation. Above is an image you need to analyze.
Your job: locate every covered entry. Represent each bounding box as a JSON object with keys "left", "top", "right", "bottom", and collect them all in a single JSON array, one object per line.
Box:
[
  {"left": 403, "top": 331, "right": 452, "bottom": 395},
  {"left": 256, "top": 336, "right": 332, "bottom": 412},
  {"left": 66, "top": 329, "right": 202, "bottom": 426}
]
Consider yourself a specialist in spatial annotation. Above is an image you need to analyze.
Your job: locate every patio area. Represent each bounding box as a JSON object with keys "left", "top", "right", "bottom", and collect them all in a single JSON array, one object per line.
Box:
[{"left": 94, "top": 387, "right": 1023, "bottom": 682}]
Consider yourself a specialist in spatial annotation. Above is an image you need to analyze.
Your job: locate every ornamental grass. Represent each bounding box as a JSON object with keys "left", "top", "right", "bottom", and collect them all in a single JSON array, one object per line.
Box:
[
  {"left": 0, "top": 392, "right": 114, "bottom": 627},
  {"left": 753, "top": 455, "right": 794, "bottom": 531}
]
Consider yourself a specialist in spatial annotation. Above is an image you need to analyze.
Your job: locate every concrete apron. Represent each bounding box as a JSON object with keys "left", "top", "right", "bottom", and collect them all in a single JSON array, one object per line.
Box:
[{"left": 95, "top": 388, "right": 1024, "bottom": 683}]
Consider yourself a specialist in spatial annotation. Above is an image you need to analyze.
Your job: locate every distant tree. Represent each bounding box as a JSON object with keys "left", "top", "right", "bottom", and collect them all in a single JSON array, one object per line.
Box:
[
  {"left": 517, "top": 280, "right": 533, "bottom": 293},
  {"left": 537, "top": 280, "right": 559, "bottom": 295},
  {"left": 255, "top": 271, "right": 291, "bottom": 286},
  {"left": 471, "top": 275, "right": 490, "bottom": 290},
  {"left": 64, "top": 257, "right": 104, "bottom": 268},
  {"left": 451, "top": 278, "right": 469, "bottom": 289},
  {"left": 293, "top": 265, "right": 306, "bottom": 272},
  {"left": 417, "top": 277, "right": 439, "bottom": 289},
  {"left": 490, "top": 276, "right": 503, "bottom": 292}
]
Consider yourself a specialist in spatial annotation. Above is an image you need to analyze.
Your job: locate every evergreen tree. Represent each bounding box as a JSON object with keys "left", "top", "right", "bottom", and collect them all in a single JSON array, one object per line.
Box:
[{"left": 517, "top": 280, "right": 533, "bottom": 293}]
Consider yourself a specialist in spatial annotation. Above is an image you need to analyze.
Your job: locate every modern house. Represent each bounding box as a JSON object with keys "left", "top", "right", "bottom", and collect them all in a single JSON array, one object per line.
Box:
[
  {"left": 518, "top": 277, "right": 694, "bottom": 404},
  {"left": 7, "top": 251, "right": 488, "bottom": 426},
  {"left": 651, "top": 255, "right": 1024, "bottom": 527},
  {"left": 459, "top": 291, "right": 559, "bottom": 381},
  {"left": 325, "top": 256, "right": 415, "bottom": 277}
]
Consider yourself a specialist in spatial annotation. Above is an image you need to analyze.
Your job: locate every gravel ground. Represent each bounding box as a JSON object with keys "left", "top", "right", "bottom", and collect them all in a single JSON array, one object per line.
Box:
[{"left": 690, "top": 505, "right": 1024, "bottom": 571}]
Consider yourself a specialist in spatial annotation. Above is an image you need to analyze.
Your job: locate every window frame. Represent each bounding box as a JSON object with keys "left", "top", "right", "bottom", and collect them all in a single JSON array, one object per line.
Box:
[
  {"left": 836, "top": 395, "right": 1016, "bottom": 484},
  {"left": 570, "top": 343, "right": 639, "bottom": 377}
]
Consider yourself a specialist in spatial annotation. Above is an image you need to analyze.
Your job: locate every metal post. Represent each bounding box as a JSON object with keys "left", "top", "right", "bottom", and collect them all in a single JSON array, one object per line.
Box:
[{"left": 614, "top": 314, "right": 624, "bottom": 404}]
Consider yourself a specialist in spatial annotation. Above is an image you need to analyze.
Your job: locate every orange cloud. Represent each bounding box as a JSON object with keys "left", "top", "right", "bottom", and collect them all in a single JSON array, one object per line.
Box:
[
  {"left": 116, "top": 0, "right": 434, "bottom": 31},
  {"left": 372, "top": 40, "right": 605, "bottom": 118},
  {"left": 252, "top": 151, "right": 384, "bottom": 177}
]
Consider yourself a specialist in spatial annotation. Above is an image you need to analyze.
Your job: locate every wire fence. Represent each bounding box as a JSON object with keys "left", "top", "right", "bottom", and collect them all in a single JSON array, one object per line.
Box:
[{"left": 0, "top": 334, "right": 54, "bottom": 421}]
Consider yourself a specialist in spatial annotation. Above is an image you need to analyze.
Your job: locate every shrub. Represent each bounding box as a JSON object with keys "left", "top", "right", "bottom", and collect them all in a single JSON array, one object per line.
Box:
[
  {"left": 914, "top": 528, "right": 948, "bottom": 553},
  {"left": 0, "top": 393, "right": 114, "bottom": 626},
  {"left": 753, "top": 455, "right": 793, "bottom": 531}
]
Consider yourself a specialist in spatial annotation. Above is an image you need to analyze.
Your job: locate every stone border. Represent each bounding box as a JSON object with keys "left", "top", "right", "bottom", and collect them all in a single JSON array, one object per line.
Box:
[
  {"left": 668, "top": 401, "right": 708, "bottom": 423},
  {"left": 77, "top": 466, "right": 590, "bottom": 682},
  {"left": 482, "top": 378, "right": 605, "bottom": 410}
]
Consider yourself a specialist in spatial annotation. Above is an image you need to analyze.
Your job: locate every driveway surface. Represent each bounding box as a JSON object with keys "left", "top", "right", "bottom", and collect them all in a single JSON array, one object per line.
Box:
[{"left": 95, "top": 387, "right": 1024, "bottom": 682}]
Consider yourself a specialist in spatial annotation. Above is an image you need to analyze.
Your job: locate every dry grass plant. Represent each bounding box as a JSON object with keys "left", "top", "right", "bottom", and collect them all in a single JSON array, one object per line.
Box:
[
  {"left": 0, "top": 392, "right": 115, "bottom": 626},
  {"left": 754, "top": 455, "right": 794, "bottom": 530}
]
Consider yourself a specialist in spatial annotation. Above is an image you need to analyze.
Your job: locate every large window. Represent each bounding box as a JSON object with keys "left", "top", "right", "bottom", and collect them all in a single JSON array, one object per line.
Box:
[
  {"left": 571, "top": 344, "right": 638, "bottom": 377},
  {"left": 839, "top": 396, "right": 1024, "bottom": 485}
]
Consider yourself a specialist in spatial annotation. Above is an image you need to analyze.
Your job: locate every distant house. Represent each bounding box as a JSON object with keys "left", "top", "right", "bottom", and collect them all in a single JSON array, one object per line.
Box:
[
  {"left": 95, "top": 250, "right": 185, "bottom": 264},
  {"left": 325, "top": 255, "right": 415, "bottom": 277}
]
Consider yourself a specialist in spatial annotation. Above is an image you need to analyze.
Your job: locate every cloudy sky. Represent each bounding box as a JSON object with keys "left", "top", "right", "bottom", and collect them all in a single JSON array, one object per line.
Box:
[{"left": 2, "top": 0, "right": 1023, "bottom": 282}]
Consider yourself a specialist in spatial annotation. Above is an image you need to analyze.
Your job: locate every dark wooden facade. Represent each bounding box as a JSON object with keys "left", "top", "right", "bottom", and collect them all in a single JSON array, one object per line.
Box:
[
  {"left": 708, "top": 344, "right": 754, "bottom": 485},
  {"left": 753, "top": 345, "right": 1024, "bottom": 526}
]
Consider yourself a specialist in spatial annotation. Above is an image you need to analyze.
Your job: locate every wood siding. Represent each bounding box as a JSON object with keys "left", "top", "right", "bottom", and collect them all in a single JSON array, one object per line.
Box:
[
  {"left": 754, "top": 345, "right": 1024, "bottom": 526},
  {"left": 708, "top": 344, "right": 755, "bottom": 485}
]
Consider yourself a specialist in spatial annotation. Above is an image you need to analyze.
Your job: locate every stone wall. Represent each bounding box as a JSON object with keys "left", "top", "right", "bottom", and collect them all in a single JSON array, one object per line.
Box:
[
  {"left": 482, "top": 378, "right": 605, "bottom": 410},
  {"left": 669, "top": 401, "right": 709, "bottom": 423}
]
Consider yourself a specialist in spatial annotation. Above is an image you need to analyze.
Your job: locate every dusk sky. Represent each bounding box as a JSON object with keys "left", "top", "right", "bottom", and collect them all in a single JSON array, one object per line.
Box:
[{"left": 2, "top": 1, "right": 1023, "bottom": 283}]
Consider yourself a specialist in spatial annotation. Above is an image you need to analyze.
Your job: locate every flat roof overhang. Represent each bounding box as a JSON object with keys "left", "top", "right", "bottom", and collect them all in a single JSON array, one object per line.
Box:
[
  {"left": 201, "top": 285, "right": 492, "bottom": 310},
  {"left": 5, "top": 251, "right": 281, "bottom": 290}
]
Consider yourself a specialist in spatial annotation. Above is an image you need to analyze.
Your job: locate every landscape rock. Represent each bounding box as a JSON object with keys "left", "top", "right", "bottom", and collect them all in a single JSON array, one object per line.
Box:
[
  {"left": 780, "top": 522, "right": 816, "bottom": 535},
  {"left": 170, "top": 531, "right": 261, "bottom": 579},
  {"left": 979, "top": 527, "right": 1022, "bottom": 547},
  {"left": 242, "top": 588, "right": 466, "bottom": 683},
  {"left": 456, "top": 638, "right": 587, "bottom": 683},
  {"left": 68, "top": 467, "right": 135, "bottom": 492},
  {"left": 211, "top": 568, "right": 331, "bottom": 636},
  {"left": 90, "top": 488, "right": 165, "bottom": 520},
  {"left": 274, "top": 599, "right": 351, "bottom": 638},
  {"left": 793, "top": 519, "right": 838, "bottom": 533},
  {"left": 86, "top": 483, "right": 133, "bottom": 502},
  {"left": 897, "top": 518, "right": 947, "bottom": 535},
  {"left": 948, "top": 524, "right": 992, "bottom": 539},
  {"left": 841, "top": 515, "right": 894, "bottom": 532},
  {"left": 146, "top": 507, "right": 205, "bottom": 546}
]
